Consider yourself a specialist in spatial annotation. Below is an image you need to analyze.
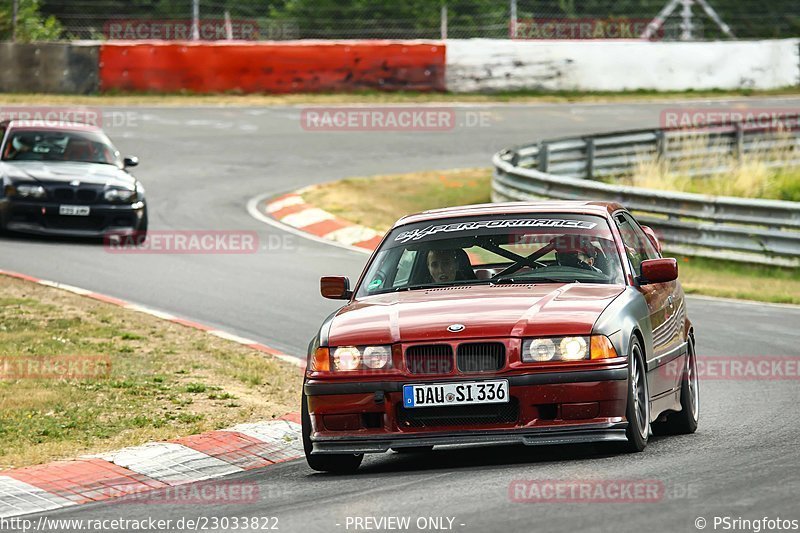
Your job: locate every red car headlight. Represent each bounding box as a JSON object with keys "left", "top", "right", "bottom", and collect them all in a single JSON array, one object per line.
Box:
[
  {"left": 522, "top": 335, "right": 618, "bottom": 362},
  {"left": 330, "top": 345, "right": 393, "bottom": 372}
]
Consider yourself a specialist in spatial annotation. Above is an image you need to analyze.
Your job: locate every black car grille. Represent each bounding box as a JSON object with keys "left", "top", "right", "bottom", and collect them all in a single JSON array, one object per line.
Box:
[
  {"left": 457, "top": 342, "right": 506, "bottom": 372},
  {"left": 51, "top": 187, "right": 98, "bottom": 203},
  {"left": 397, "top": 398, "right": 519, "bottom": 428},
  {"left": 405, "top": 345, "right": 453, "bottom": 375}
]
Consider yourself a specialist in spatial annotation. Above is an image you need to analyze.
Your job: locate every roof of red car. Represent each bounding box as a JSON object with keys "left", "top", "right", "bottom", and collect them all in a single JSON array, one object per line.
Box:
[
  {"left": 394, "top": 201, "right": 624, "bottom": 228},
  {"left": 2, "top": 119, "right": 103, "bottom": 133}
]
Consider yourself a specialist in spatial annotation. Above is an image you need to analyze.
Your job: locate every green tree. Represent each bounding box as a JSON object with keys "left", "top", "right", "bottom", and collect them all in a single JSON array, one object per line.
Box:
[{"left": 0, "top": 0, "right": 63, "bottom": 41}]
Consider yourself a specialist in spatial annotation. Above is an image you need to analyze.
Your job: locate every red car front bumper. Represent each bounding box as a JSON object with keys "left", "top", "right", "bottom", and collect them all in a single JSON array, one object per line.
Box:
[{"left": 305, "top": 365, "right": 629, "bottom": 454}]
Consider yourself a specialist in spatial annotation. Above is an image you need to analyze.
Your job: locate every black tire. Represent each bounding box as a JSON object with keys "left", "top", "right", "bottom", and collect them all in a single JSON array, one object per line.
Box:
[
  {"left": 623, "top": 337, "right": 650, "bottom": 452},
  {"left": 392, "top": 446, "right": 434, "bottom": 454},
  {"left": 301, "top": 391, "right": 363, "bottom": 473},
  {"left": 653, "top": 336, "right": 699, "bottom": 436}
]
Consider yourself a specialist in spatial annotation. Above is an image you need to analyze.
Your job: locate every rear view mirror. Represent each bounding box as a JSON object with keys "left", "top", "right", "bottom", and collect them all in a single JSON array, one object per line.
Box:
[
  {"left": 321, "top": 276, "right": 352, "bottom": 300},
  {"left": 641, "top": 225, "right": 662, "bottom": 254},
  {"left": 640, "top": 258, "right": 678, "bottom": 284},
  {"left": 124, "top": 156, "right": 139, "bottom": 168}
]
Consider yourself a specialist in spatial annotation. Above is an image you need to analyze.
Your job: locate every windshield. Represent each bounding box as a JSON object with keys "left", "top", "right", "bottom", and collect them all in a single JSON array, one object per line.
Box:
[
  {"left": 356, "top": 213, "right": 625, "bottom": 297},
  {"left": 1, "top": 129, "right": 121, "bottom": 165}
]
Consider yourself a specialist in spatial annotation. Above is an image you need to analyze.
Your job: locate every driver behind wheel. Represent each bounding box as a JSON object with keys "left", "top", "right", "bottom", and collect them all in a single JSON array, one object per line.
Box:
[
  {"left": 426, "top": 249, "right": 476, "bottom": 283},
  {"left": 556, "top": 243, "right": 603, "bottom": 273}
]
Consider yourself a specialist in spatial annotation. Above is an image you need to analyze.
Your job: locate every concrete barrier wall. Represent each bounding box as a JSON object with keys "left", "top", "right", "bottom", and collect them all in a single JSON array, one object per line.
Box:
[
  {"left": 98, "top": 41, "right": 445, "bottom": 93},
  {"left": 1, "top": 39, "right": 798, "bottom": 95},
  {"left": 0, "top": 42, "right": 99, "bottom": 94},
  {"left": 445, "top": 39, "right": 800, "bottom": 92}
]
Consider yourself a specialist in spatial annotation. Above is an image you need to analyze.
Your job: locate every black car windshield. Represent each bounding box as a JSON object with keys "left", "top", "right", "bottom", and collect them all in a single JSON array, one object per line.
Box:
[
  {"left": 1, "top": 129, "right": 121, "bottom": 165},
  {"left": 356, "top": 213, "right": 625, "bottom": 297}
]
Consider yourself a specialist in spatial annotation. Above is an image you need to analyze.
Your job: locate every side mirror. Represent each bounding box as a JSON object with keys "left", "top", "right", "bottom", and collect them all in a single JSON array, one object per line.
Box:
[
  {"left": 641, "top": 225, "right": 662, "bottom": 254},
  {"left": 123, "top": 156, "right": 139, "bottom": 168},
  {"left": 321, "top": 276, "right": 352, "bottom": 300},
  {"left": 640, "top": 258, "right": 678, "bottom": 284}
]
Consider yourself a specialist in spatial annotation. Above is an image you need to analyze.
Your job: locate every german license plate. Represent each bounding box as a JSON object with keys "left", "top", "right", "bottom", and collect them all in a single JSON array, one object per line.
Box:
[
  {"left": 59, "top": 205, "right": 90, "bottom": 216},
  {"left": 403, "top": 380, "right": 509, "bottom": 409}
]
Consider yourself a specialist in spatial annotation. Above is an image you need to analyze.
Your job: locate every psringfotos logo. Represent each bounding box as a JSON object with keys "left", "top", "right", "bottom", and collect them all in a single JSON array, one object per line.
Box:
[
  {"left": 0, "top": 355, "right": 111, "bottom": 380},
  {"left": 509, "top": 479, "right": 665, "bottom": 503}
]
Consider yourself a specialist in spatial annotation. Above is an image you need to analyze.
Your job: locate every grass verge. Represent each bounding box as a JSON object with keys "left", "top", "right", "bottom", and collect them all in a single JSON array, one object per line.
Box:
[
  {"left": 0, "top": 274, "right": 302, "bottom": 470},
  {"left": 1, "top": 88, "right": 799, "bottom": 106},
  {"left": 301, "top": 168, "right": 800, "bottom": 305}
]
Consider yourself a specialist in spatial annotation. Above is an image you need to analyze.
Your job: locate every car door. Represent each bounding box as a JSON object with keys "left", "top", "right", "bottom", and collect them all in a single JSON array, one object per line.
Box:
[{"left": 614, "top": 212, "right": 676, "bottom": 397}]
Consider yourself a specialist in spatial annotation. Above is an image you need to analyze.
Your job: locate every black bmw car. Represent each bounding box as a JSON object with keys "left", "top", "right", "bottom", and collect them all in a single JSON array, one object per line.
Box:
[{"left": 0, "top": 120, "right": 147, "bottom": 240}]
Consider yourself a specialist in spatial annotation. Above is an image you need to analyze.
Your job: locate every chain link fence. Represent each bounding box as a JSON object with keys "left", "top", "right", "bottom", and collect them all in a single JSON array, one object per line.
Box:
[{"left": 2, "top": 0, "right": 799, "bottom": 41}]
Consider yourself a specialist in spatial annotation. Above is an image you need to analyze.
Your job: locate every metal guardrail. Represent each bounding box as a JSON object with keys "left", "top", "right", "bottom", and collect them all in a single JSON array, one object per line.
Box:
[{"left": 492, "top": 115, "right": 800, "bottom": 267}]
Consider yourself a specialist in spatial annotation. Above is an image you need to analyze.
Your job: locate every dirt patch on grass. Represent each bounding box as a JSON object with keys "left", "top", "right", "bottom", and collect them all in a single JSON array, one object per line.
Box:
[{"left": 0, "top": 275, "right": 302, "bottom": 470}]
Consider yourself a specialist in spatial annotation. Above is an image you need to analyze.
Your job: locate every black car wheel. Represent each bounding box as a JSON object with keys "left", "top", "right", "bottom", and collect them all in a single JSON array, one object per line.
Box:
[
  {"left": 301, "top": 390, "right": 363, "bottom": 473},
  {"left": 623, "top": 337, "right": 650, "bottom": 452},
  {"left": 653, "top": 336, "right": 699, "bottom": 435}
]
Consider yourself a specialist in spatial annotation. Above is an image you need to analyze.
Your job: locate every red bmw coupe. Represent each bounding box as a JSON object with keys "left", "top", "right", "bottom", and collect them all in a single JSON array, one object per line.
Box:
[{"left": 303, "top": 201, "right": 699, "bottom": 472}]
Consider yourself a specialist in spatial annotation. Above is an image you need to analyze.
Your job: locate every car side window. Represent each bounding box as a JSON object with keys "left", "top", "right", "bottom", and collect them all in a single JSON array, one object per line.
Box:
[
  {"left": 392, "top": 249, "right": 416, "bottom": 287},
  {"left": 615, "top": 213, "right": 658, "bottom": 277}
]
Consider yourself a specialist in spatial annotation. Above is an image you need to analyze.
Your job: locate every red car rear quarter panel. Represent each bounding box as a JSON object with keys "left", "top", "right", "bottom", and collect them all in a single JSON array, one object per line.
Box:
[{"left": 326, "top": 284, "right": 625, "bottom": 346}]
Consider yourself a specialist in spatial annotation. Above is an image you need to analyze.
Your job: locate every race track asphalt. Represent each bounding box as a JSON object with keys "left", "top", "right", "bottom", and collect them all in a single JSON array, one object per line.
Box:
[{"left": 2, "top": 98, "right": 800, "bottom": 533}]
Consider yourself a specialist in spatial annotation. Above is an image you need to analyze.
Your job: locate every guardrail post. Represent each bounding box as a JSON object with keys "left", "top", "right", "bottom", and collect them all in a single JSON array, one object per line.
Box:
[
  {"left": 655, "top": 130, "right": 668, "bottom": 161},
  {"left": 734, "top": 122, "right": 744, "bottom": 164},
  {"left": 585, "top": 138, "right": 595, "bottom": 180},
  {"left": 538, "top": 142, "right": 550, "bottom": 172}
]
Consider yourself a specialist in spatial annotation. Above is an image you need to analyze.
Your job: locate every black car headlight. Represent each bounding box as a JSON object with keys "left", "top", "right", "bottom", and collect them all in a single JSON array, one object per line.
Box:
[
  {"left": 104, "top": 187, "right": 137, "bottom": 203},
  {"left": 9, "top": 184, "right": 47, "bottom": 199}
]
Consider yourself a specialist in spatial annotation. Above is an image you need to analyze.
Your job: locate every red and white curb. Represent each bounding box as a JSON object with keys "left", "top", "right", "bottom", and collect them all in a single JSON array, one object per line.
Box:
[
  {"left": 247, "top": 190, "right": 380, "bottom": 255},
  {"left": 0, "top": 270, "right": 306, "bottom": 519},
  {"left": 0, "top": 417, "right": 302, "bottom": 519}
]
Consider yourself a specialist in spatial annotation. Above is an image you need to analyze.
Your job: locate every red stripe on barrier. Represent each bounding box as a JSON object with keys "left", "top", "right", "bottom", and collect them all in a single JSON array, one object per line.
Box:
[{"left": 99, "top": 41, "right": 445, "bottom": 94}]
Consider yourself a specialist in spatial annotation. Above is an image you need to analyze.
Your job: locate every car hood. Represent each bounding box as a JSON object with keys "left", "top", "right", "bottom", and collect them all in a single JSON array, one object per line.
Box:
[
  {"left": 327, "top": 283, "right": 625, "bottom": 346},
  {"left": 0, "top": 161, "right": 134, "bottom": 187}
]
